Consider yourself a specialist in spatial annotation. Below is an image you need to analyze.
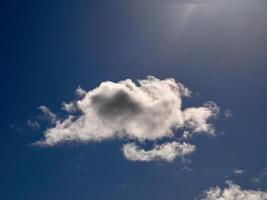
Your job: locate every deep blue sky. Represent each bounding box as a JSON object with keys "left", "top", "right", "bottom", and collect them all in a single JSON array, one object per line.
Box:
[{"left": 1, "top": 0, "right": 267, "bottom": 199}]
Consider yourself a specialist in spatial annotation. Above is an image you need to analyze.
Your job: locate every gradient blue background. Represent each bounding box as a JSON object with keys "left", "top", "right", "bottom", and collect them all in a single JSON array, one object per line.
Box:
[{"left": 1, "top": 0, "right": 267, "bottom": 199}]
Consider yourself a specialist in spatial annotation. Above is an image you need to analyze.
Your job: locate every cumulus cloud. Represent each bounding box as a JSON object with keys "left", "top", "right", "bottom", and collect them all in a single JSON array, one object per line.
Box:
[
  {"left": 122, "top": 142, "right": 195, "bottom": 162},
  {"left": 199, "top": 181, "right": 267, "bottom": 200},
  {"left": 37, "top": 76, "right": 218, "bottom": 146},
  {"left": 34, "top": 76, "right": 219, "bottom": 161}
]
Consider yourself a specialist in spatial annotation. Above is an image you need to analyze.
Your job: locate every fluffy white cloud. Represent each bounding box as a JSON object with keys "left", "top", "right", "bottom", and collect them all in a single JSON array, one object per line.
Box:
[
  {"left": 34, "top": 76, "right": 220, "bottom": 162},
  {"left": 122, "top": 142, "right": 196, "bottom": 162},
  {"left": 200, "top": 181, "right": 267, "bottom": 200},
  {"left": 36, "top": 76, "right": 218, "bottom": 146}
]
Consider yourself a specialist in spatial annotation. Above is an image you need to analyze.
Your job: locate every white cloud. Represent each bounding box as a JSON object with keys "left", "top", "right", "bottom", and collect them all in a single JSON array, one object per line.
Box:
[
  {"left": 183, "top": 101, "right": 219, "bottom": 134},
  {"left": 122, "top": 142, "right": 195, "bottom": 162},
  {"left": 233, "top": 169, "right": 245, "bottom": 175},
  {"left": 62, "top": 101, "right": 77, "bottom": 113},
  {"left": 200, "top": 181, "right": 267, "bottom": 200},
  {"left": 34, "top": 76, "right": 220, "bottom": 162},
  {"left": 75, "top": 86, "right": 86, "bottom": 98},
  {"left": 37, "top": 76, "right": 219, "bottom": 146},
  {"left": 38, "top": 105, "right": 57, "bottom": 124}
]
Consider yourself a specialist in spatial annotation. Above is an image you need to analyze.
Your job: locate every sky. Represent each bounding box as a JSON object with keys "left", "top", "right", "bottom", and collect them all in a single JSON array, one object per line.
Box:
[{"left": 1, "top": 0, "right": 267, "bottom": 199}]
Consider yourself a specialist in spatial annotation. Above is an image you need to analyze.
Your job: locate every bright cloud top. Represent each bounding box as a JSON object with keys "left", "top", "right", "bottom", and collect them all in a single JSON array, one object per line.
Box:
[
  {"left": 200, "top": 181, "right": 267, "bottom": 200},
  {"left": 36, "top": 76, "right": 219, "bottom": 162}
]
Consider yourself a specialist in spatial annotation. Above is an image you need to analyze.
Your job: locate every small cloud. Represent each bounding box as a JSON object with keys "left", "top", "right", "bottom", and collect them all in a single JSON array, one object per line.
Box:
[
  {"left": 252, "top": 178, "right": 260, "bottom": 183},
  {"left": 75, "top": 86, "right": 86, "bottom": 98},
  {"left": 27, "top": 120, "right": 40, "bottom": 131},
  {"left": 38, "top": 105, "right": 57, "bottom": 124},
  {"left": 252, "top": 167, "right": 267, "bottom": 184},
  {"left": 233, "top": 169, "right": 245, "bottom": 175},
  {"left": 9, "top": 124, "right": 22, "bottom": 133},
  {"left": 183, "top": 166, "right": 194, "bottom": 173},
  {"left": 224, "top": 109, "right": 234, "bottom": 119},
  {"left": 122, "top": 142, "right": 195, "bottom": 162},
  {"left": 199, "top": 180, "right": 267, "bottom": 200},
  {"left": 62, "top": 101, "right": 77, "bottom": 113},
  {"left": 180, "top": 131, "right": 193, "bottom": 140}
]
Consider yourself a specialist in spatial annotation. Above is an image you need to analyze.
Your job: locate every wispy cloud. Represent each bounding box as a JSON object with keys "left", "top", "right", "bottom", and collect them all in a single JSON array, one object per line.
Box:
[
  {"left": 252, "top": 167, "right": 267, "bottom": 184},
  {"left": 38, "top": 105, "right": 57, "bottom": 124},
  {"left": 27, "top": 120, "right": 40, "bottom": 131},
  {"left": 224, "top": 109, "right": 234, "bottom": 119}
]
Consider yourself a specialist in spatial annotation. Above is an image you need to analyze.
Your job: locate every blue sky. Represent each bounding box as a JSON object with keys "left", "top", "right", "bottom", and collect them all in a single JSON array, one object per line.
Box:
[{"left": 1, "top": 0, "right": 267, "bottom": 199}]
